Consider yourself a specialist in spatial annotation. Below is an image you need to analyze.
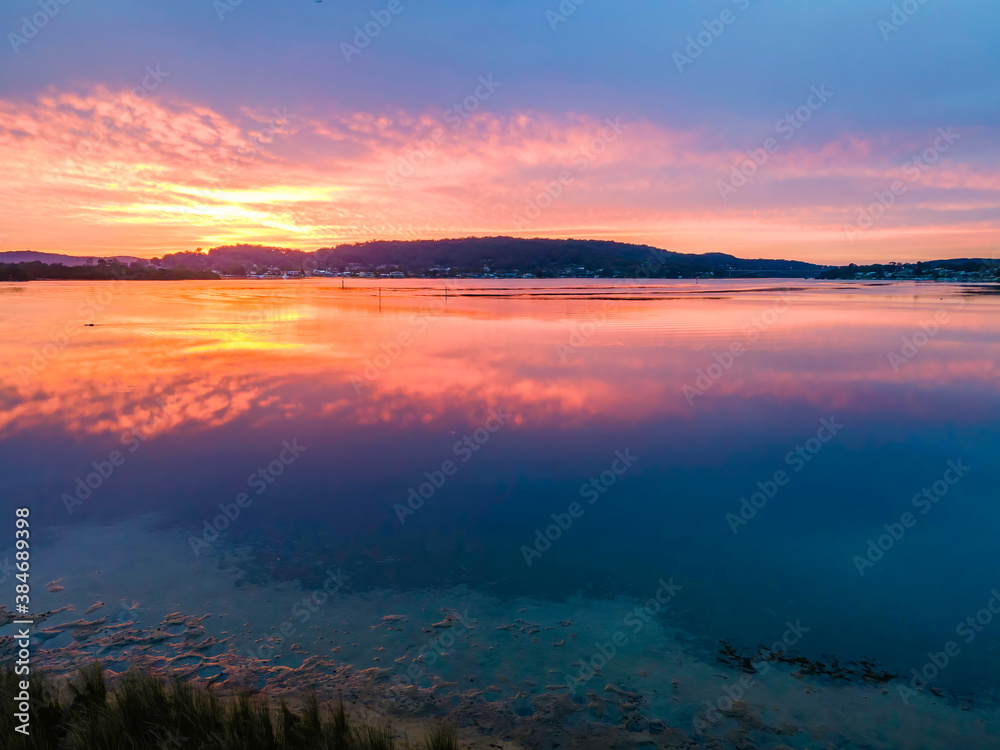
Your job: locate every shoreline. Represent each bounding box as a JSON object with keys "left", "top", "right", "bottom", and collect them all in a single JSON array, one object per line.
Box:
[{"left": 4, "top": 515, "right": 998, "bottom": 750}]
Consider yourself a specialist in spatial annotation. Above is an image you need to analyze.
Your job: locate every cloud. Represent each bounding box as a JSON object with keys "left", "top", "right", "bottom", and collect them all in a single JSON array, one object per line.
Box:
[{"left": 0, "top": 84, "right": 997, "bottom": 263}]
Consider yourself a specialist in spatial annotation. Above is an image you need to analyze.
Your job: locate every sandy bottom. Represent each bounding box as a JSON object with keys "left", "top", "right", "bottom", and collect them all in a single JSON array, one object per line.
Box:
[{"left": 2, "top": 517, "right": 997, "bottom": 749}]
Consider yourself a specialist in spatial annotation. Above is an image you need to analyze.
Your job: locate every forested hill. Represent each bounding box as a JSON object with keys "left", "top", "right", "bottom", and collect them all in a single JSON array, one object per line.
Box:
[
  {"left": 155, "top": 238, "right": 822, "bottom": 278},
  {"left": 0, "top": 261, "right": 219, "bottom": 282}
]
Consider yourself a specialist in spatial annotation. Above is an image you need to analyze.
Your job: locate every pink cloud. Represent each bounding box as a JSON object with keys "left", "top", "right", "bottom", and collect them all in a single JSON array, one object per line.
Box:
[{"left": 0, "top": 86, "right": 997, "bottom": 263}]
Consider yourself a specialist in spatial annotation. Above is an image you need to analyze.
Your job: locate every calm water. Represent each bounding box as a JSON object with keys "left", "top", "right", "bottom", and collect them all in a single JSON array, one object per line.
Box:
[{"left": 2, "top": 279, "right": 999, "bottom": 747}]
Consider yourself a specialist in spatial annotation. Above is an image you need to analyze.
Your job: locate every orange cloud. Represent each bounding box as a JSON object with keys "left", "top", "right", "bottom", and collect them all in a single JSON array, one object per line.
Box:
[{"left": 0, "top": 86, "right": 997, "bottom": 263}]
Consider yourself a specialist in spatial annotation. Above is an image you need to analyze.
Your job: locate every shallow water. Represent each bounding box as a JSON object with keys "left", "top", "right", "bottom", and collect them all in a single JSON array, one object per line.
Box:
[{"left": 2, "top": 278, "right": 999, "bottom": 748}]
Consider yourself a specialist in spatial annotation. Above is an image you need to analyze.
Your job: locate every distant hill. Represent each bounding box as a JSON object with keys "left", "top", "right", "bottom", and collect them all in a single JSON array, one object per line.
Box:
[
  {"left": 156, "top": 245, "right": 312, "bottom": 275},
  {"left": 0, "top": 251, "right": 141, "bottom": 266},
  {"left": 313, "top": 238, "right": 820, "bottom": 277},
  {"left": 156, "top": 238, "right": 822, "bottom": 278},
  {"left": 9, "top": 242, "right": 995, "bottom": 280},
  {"left": 0, "top": 260, "right": 219, "bottom": 281},
  {"left": 923, "top": 258, "right": 1000, "bottom": 270},
  {"left": 818, "top": 258, "right": 999, "bottom": 280}
]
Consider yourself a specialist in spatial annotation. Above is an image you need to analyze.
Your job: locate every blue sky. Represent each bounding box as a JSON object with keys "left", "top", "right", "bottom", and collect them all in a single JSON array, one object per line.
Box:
[{"left": 1, "top": 0, "right": 998, "bottom": 260}]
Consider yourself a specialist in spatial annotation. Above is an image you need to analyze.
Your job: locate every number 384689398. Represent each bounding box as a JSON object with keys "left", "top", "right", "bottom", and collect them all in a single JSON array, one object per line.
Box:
[{"left": 14, "top": 508, "right": 30, "bottom": 612}]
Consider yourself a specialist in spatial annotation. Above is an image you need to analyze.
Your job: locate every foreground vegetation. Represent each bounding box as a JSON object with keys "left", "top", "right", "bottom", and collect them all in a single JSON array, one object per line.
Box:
[{"left": 1, "top": 663, "right": 457, "bottom": 750}]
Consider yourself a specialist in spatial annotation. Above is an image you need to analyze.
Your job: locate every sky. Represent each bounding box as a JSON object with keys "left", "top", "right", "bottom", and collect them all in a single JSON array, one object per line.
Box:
[{"left": 0, "top": 0, "right": 997, "bottom": 263}]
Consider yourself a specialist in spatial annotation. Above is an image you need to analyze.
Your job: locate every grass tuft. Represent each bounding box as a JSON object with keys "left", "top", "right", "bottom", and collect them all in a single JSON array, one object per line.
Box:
[
  {"left": 0, "top": 662, "right": 456, "bottom": 749},
  {"left": 422, "top": 721, "right": 458, "bottom": 750}
]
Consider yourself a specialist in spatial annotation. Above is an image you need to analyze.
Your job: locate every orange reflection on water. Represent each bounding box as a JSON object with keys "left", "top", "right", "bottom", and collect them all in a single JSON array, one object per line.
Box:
[{"left": 2, "top": 279, "right": 999, "bottom": 440}]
